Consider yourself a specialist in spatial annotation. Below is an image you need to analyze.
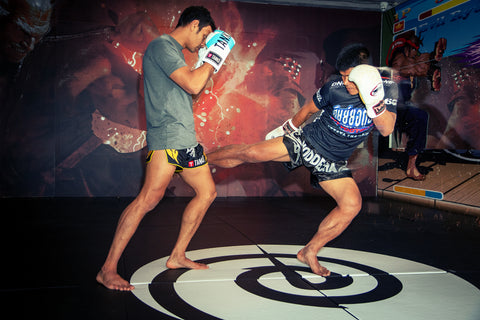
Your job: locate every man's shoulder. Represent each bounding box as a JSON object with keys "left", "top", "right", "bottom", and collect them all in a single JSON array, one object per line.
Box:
[
  {"left": 146, "top": 35, "right": 177, "bottom": 53},
  {"left": 313, "top": 74, "right": 350, "bottom": 107},
  {"left": 377, "top": 67, "right": 398, "bottom": 89},
  {"left": 321, "top": 75, "right": 345, "bottom": 96}
]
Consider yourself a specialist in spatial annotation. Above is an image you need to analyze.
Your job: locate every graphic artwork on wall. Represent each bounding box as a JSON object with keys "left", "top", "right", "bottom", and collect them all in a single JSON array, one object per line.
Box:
[
  {"left": 382, "top": 0, "right": 480, "bottom": 151},
  {"left": 0, "top": 0, "right": 382, "bottom": 197}
]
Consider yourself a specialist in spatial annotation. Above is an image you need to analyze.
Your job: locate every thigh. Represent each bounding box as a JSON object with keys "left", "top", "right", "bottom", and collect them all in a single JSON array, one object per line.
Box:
[
  {"left": 319, "top": 177, "right": 362, "bottom": 208},
  {"left": 141, "top": 150, "right": 176, "bottom": 196},
  {"left": 246, "top": 137, "right": 291, "bottom": 162},
  {"left": 179, "top": 164, "right": 215, "bottom": 195}
]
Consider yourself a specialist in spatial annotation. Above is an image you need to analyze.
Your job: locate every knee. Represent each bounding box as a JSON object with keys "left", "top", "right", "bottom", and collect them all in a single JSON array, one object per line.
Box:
[
  {"left": 243, "top": 145, "right": 260, "bottom": 162},
  {"left": 197, "top": 185, "right": 217, "bottom": 205},
  {"left": 339, "top": 195, "right": 362, "bottom": 219},
  {"left": 138, "top": 189, "right": 165, "bottom": 212},
  {"left": 204, "top": 188, "right": 217, "bottom": 204}
]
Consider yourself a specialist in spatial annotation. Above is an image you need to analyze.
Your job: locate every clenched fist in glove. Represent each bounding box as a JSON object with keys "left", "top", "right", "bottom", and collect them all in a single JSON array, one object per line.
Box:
[
  {"left": 349, "top": 64, "right": 386, "bottom": 118},
  {"left": 265, "top": 119, "right": 298, "bottom": 140},
  {"left": 195, "top": 30, "right": 235, "bottom": 73}
]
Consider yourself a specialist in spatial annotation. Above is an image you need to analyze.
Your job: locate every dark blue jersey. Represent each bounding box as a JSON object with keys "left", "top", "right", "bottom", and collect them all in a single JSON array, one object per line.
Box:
[{"left": 302, "top": 73, "right": 398, "bottom": 161}]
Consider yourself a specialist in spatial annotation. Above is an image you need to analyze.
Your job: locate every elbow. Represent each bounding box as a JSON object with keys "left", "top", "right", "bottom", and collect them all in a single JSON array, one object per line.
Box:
[
  {"left": 380, "top": 127, "right": 394, "bottom": 137},
  {"left": 184, "top": 83, "right": 204, "bottom": 96},
  {"left": 375, "top": 123, "right": 395, "bottom": 137},
  {"left": 186, "top": 74, "right": 211, "bottom": 95},
  {"left": 377, "top": 123, "right": 395, "bottom": 136},
  {"left": 376, "top": 112, "right": 396, "bottom": 137},
  {"left": 187, "top": 65, "right": 213, "bottom": 95}
]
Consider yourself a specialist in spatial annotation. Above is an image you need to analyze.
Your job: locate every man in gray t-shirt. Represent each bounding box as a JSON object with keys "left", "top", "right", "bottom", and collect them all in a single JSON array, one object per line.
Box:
[
  {"left": 143, "top": 33, "right": 197, "bottom": 149},
  {"left": 97, "top": 6, "right": 234, "bottom": 291}
]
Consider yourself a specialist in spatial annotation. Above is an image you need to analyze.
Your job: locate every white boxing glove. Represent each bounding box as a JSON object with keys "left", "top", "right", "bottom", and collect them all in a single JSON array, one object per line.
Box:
[
  {"left": 194, "top": 46, "right": 208, "bottom": 69},
  {"left": 196, "top": 30, "right": 235, "bottom": 73},
  {"left": 349, "top": 64, "right": 386, "bottom": 118},
  {"left": 265, "top": 119, "right": 298, "bottom": 140}
]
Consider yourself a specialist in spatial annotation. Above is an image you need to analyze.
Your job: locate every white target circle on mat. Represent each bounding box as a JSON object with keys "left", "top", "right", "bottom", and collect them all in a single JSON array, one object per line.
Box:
[{"left": 130, "top": 245, "right": 480, "bottom": 319}]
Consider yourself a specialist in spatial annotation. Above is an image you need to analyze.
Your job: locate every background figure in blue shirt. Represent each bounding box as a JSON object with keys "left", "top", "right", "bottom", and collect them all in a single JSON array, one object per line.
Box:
[
  {"left": 387, "top": 34, "right": 446, "bottom": 180},
  {"left": 208, "top": 44, "right": 397, "bottom": 276}
]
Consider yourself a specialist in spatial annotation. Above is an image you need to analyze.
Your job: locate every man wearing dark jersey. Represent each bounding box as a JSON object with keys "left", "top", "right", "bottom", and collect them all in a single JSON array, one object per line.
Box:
[{"left": 208, "top": 44, "right": 397, "bottom": 276}]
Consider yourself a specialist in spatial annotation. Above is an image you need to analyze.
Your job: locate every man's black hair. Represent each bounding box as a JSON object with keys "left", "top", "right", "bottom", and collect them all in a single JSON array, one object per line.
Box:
[
  {"left": 335, "top": 43, "right": 371, "bottom": 72},
  {"left": 176, "top": 6, "right": 216, "bottom": 32}
]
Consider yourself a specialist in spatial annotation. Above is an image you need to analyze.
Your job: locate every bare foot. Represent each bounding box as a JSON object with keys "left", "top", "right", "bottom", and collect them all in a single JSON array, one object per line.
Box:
[
  {"left": 297, "top": 246, "right": 331, "bottom": 277},
  {"left": 96, "top": 268, "right": 135, "bottom": 291},
  {"left": 166, "top": 256, "right": 209, "bottom": 270},
  {"left": 406, "top": 167, "right": 426, "bottom": 181}
]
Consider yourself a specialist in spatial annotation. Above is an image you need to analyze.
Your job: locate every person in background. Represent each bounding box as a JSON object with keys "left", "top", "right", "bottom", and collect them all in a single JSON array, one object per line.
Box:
[{"left": 387, "top": 34, "right": 446, "bottom": 180}]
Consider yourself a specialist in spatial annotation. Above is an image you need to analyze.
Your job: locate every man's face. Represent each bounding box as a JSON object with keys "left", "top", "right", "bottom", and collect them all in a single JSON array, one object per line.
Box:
[
  {"left": 340, "top": 67, "right": 359, "bottom": 95},
  {"left": 1, "top": 1, "right": 51, "bottom": 63},
  {"left": 186, "top": 22, "right": 212, "bottom": 53},
  {"left": 405, "top": 46, "right": 417, "bottom": 58}
]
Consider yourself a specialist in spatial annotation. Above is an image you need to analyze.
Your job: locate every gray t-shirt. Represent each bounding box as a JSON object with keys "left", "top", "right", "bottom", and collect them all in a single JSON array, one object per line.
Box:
[{"left": 143, "top": 34, "right": 197, "bottom": 150}]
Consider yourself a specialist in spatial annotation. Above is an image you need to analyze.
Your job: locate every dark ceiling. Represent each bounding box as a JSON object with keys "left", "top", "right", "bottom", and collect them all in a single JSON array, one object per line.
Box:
[{"left": 229, "top": 0, "right": 409, "bottom": 12}]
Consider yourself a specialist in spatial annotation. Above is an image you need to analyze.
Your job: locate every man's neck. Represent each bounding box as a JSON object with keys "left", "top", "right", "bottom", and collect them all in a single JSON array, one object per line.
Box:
[{"left": 169, "top": 28, "right": 187, "bottom": 49}]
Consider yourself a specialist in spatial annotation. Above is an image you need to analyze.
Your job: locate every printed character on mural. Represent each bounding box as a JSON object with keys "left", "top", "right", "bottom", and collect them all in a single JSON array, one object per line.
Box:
[
  {"left": 384, "top": 0, "right": 480, "bottom": 153},
  {"left": 0, "top": 0, "right": 54, "bottom": 195}
]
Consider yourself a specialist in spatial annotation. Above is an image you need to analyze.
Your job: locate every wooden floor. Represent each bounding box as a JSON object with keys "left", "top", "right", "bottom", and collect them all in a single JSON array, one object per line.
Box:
[{"left": 378, "top": 150, "right": 480, "bottom": 216}]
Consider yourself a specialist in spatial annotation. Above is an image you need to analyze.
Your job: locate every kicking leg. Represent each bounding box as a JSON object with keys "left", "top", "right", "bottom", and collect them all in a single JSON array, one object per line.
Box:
[
  {"left": 208, "top": 137, "right": 290, "bottom": 168},
  {"left": 297, "top": 177, "right": 362, "bottom": 276},
  {"left": 208, "top": 144, "right": 250, "bottom": 168}
]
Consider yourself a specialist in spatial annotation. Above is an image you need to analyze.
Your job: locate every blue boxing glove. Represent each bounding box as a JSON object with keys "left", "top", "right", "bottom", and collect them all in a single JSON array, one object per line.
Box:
[{"left": 195, "top": 30, "right": 235, "bottom": 73}]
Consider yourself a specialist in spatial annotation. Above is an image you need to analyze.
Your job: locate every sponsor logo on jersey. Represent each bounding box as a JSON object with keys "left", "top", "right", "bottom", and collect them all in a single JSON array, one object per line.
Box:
[
  {"left": 382, "top": 79, "right": 395, "bottom": 85},
  {"left": 332, "top": 105, "right": 371, "bottom": 135},
  {"left": 331, "top": 80, "right": 344, "bottom": 87},
  {"left": 384, "top": 97, "right": 397, "bottom": 105}
]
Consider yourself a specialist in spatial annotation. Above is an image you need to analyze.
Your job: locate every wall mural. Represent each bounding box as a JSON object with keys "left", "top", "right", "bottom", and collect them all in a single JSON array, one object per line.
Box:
[
  {"left": 0, "top": 0, "right": 382, "bottom": 197},
  {"left": 382, "top": 0, "right": 480, "bottom": 151}
]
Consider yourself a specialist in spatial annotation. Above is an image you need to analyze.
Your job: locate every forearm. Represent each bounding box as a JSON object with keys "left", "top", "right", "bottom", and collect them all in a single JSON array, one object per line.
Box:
[
  {"left": 291, "top": 99, "right": 317, "bottom": 127},
  {"left": 170, "top": 64, "right": 214, "bottom": 95},
  {"left": 189, "top": 64, "right": 215, "bottom": 94},
  {"left": 373, "top": 110, "right": 397, "bottom": 136}
]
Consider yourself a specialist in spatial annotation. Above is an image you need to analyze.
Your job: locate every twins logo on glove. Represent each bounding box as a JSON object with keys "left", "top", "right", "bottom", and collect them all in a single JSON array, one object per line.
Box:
[
  {"left": 371, "top": 101, "right": 386, "bottom": 117},
  {"left": 196, "top": 30, "right": 235, "bottom": 73}
]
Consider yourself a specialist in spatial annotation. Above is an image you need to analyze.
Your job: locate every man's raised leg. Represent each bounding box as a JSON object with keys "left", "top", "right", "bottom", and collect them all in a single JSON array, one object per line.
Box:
[{"left": 208, "top": 138, "right": 290, "bottom": 168}]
